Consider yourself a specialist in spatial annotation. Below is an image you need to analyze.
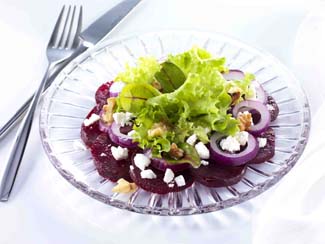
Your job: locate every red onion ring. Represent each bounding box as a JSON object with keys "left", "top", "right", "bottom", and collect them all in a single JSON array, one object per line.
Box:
[
  {"left": 222, "top": 69, "right": 245, "bottom": 81},
  {"left": 107, "top": 121, "right": 138, "bottom": 148},
  {"left": 223, "top": 70, "right": 267, "bottom": 104},
  {"left": 209, "top": 132, "right": 258, "bottom": 166},
  {"left": 233, "top": 100, "right": 271, "bottom": 135}
]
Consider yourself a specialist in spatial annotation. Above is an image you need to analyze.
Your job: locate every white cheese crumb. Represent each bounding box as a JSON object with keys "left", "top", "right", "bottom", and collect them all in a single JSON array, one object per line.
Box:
[
  {"left": 168, "top": 183, "right": 175, "bottom": 188},
  {"left": 134, "top": 153, "right": 151, "bottom": 170},
  {"left": 186, "top": 134, "right": 197, "bottom": 146},
  {"left": 130, "top": 165, "right": 134, "bottom": 171},
  {"left": 73, "top": 140, "right": 86, "bottom": 150},
  {"left": 195, "top": 142, "right": 210, "bottom": 159},
  {"left": 113, "top": 112, "right": 134, "bottom": 126},
  {"left": 163, "top": 168, "right": 175, "bottom": 184},
  {"left": 201, "top": 160, "right": 209, "bottom": 166},
  {"left": 111, "top": 146, "right": 128, "bottom": 160},
  {"left": 109, "top": 81, "right": 125, "bottom": 94},
  {"left": 174, "top": 175, "right": 186, "bottom": 187},
  {"left": 234, "top": 131, "right": 249, "bottom": 146},
  {"left": 267, "top": 104, "right": 275, "bottom": 111},
  {"left": 127, "top": 130, "right": 135, "bottom": 137},
  {"left": 83, "top": 114, "right": 100, "bottom": 126},
  {"left": 100, "top": 153, "right": 106, "bottom": 157},
  {"left": 220, "top": 136, "right": 241, "bottom": 153},
  {"left": 140, "top": 169, "right": 157, "bottom": 179},
  {"left": 257, "top": 137, "right": 267, "bottom": 148}
]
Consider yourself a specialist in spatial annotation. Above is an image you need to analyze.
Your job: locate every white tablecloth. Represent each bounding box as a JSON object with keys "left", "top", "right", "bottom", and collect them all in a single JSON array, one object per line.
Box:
[{"left": 0, "top": 1, "right": 324, "bottom": 243}]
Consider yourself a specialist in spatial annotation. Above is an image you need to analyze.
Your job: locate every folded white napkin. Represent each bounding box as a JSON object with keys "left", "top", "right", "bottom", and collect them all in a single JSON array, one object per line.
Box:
[{"left": 252, "top": 5, "right": 325, "bottom": 243}]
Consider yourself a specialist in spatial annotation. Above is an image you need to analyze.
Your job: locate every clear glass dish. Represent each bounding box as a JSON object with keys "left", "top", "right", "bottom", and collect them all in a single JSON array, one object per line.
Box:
[{"left": 39, "top": 31, "right": 310, "bottom": 216}]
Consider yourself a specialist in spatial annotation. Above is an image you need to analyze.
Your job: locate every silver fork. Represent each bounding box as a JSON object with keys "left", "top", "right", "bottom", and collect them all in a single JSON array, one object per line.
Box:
[{"left": 0, "top": 5, "right": 83, "bottom": 201}]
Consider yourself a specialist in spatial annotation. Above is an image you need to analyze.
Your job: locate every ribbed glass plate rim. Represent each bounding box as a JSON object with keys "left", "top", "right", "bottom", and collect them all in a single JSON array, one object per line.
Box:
[{"left": 39, "top": 30, "right": 311, "bottom": 215}]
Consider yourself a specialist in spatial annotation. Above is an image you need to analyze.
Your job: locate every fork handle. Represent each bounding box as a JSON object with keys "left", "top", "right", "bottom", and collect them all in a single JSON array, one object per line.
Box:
[{"left": 0, "top": 64, "right": 53, "bottom": 201}]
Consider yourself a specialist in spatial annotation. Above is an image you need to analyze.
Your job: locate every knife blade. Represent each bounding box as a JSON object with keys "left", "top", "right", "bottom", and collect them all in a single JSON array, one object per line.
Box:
[
  {"left": 0, "top": 0, "right": 141, "bottom": 140},
  {"left": 81, "top": 0, "right": 141, "bottom": 45}
]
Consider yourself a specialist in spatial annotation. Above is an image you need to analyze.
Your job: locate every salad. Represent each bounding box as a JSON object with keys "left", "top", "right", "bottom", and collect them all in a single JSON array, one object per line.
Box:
[{"left": 81, "top": 47, "right": 279, "bottom": 194}]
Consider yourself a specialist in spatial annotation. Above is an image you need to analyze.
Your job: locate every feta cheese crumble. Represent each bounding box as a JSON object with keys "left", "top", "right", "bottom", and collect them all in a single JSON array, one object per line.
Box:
[
  {"left": 174, "top": 175, "right": 186, "bottom": 187},
  {"left": 113, "top": 112, "right": 134, "bottom": 126},
  {"left": 127, "top": 130, "right": 136, "bottom": 137},
  {"left": 134, "top": 153, "right": 151, "bottom": 170},
  {"left": 257, "top": 137, "right": 267, "bottom": 148},
  {"left": 140, "top": 169, "right": 157, "bottom": 179},
  {"left": 111, "top": 146, "right": 128, "bottom": 160},
  {"left": 168, "top": 183, "right": 175, "bottom": 188},
  {"left": 186, "top": 134, "right": 197, "bottom": 146},
  {"left": 234, "top": 131, "right": 249, "bottom": 146},
  {"left": 109, "top": 81, "right": 125, "bottom": 94},
  {"left": 201, "top": 160, "right": 209, "bottom": 166},
  {"left": 195, "top": 142, "right": 210, "bottom": 159},
  {"left": 83, "top": 113, "right": 100, "bottom": 126},
  {"left": 220, "top": 136, "right": 241, "bottom": 153},
  {"left": 163, "top": 168, "right": 175, "bottom": 184}
]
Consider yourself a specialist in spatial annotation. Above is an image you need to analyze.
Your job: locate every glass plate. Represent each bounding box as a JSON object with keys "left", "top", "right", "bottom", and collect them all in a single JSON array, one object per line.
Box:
[{"left": 39, "top": 31, "right": 310, "bottom": 216}]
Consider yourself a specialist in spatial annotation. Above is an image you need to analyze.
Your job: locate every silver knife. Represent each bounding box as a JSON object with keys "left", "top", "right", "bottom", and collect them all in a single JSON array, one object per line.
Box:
[{"left": 0, "top": 0, "right": 141, "bottom": 140}]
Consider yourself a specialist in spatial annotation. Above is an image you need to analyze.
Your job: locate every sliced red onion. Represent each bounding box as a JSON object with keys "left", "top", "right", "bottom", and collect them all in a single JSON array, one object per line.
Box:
[
  {"left": 251, "top": 80, "right": 267, "bottom": 104},
  {"left": 144, "top": 150, "right": 190, "bottom": 172},
  {"left": 107, "top": 121, "right": 138, "bottom": 148},
  {"left": 222, "top": 69, "right": 245, "bottom": 81},
  {"left": 109, "top": 81, "right": 125, "bottom": 97},
  {"left": 233, "top": 100, "right": 271, "bottom": 135},
  {"left": 209, "top": 132, "right": 258, "bottom": 166}
]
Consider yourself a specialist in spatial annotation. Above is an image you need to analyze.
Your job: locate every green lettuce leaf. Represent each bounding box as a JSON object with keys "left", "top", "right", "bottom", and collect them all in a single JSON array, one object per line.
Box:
[
  {"left": 115, "top": 56, "right": 160, "bottom": 84},
  {"left": 154, "top": 61, "right": 186, "bottom": 93},
  {"left": 117, "top": 83, "right": 161, "bottom": 113}
]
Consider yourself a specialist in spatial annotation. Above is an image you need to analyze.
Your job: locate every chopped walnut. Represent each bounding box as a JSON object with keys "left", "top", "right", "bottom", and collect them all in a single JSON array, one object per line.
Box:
[
  {"left": 112, "top": 178, "right": 137, "bottom": 193},
  {"left": 152, "top": 80, "right": 162, "bottom": 90},
  {"left": 169, "top": 143, "right": 184, "bottom": 159},
  {"left": 101, "top": 97, "right": 116, "bottom": 124},
  {"left": 148, "top": 122, "right": 168, "bottom": 137},
  {"left": 230, "top": 92, "right": 241, "bottom": 105},
  {"left": 228, "top": 87, "right": 242, "bottom": 105},
  {"left": 237, "top": 111, "right": 253, "bottom": 131}
]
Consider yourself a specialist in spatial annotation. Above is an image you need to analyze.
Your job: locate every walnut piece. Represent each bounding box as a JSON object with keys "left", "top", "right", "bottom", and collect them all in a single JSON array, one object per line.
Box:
[
  {"left": 148, "top": 122, "right": 168, "bottom": 137},
  {"left": 112, "top": 178, "right": 137, "bottom": 193},
  {"left": 169, "top": 143, "right": 184, "bottom": 159},
  {"left": 237, "top": 111, "right": 253, "bottom": 131},
  {"left": 101, "top": 97, "right": 116, "bottom": 124}
]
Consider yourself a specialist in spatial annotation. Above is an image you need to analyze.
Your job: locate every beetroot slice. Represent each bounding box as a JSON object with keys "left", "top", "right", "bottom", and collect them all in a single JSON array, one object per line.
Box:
[
  {"left": 80, "top": 106, "right": 102, "bottom": 147},
  {"left": 267, "top": 96, "right": 279, "bottom": 122},
  {"left": 249, "top": 127, "right": 275, "bottom": 164},
  {"left": 95, "top": 81, "right": 113, "bottom": 107},
  {"left": 130, "top": 158, "right": 194, "bottom": 194},
  {"left": 90, "top": 132, "right": 136, "bottom": 182},
  {"left": 190, "top": 161, "right": 246, "bottom": 187}
]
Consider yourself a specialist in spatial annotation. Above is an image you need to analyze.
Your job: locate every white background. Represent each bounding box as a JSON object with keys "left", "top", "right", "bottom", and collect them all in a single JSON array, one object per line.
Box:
[{"left": 0, "top": 0, "right": 325, "bottom": 243}]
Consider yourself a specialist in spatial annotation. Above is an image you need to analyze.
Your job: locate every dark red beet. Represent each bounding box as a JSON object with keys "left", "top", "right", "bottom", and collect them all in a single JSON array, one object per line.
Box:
[
  {"left": 90, "top": 133, "right": 135, "bottom": 182},
  {"left": 249, "top": 127, "right": 275, "bottom": 164},
  {"left": 190, "top": 161, "right": 246, "bottom": 187},
  {"left": 130, "top": 159, "right": 194, "bottom": 194},
  {"left": 267, "top": 96, "right": 279, "bottom": 122},
  {"left": 95, "top": 81, "right": 113, "bottom": 107},
  {"left": 80, "top": 106, "right": 102, "bottom": 147}
]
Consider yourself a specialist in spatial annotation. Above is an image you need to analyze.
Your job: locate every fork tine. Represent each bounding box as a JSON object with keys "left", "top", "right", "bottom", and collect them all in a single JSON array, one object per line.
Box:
[
  {"left": 48, "top": 5, "right": 66, "bottom": 47},
  {"left": 72, "top": 6, "right": 83, "bottom": 48},
  {"left": 63, "top": 6, "right": 76, "bottom": 48},
  {"left": 57, "top": 5, "right": 71, "bottom": 48}
]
